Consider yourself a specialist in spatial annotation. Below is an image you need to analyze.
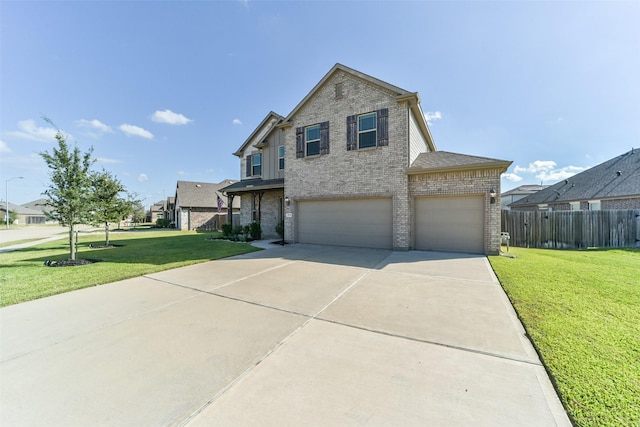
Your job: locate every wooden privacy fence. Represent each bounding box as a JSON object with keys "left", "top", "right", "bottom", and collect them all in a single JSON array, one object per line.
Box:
[{"left": 501, "top": 209, "right": 640, "bottom": 249}]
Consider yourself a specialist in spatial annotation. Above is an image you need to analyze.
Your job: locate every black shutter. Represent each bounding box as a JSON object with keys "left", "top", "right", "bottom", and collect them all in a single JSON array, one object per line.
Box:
[
  {"left": 377, "top": 108, "right": 389, "bottom": 147},
  {"left": 246, "top": 154, "right": 252, "bottom": 177},
  {"left": 296, "top": 127, "right": 305, "bottom": 158},
  {"left": 346, "top": 115, "right": 357, "bottom": 151},
  {"left": 320, "top": 121, "right": 330, "bottom": 155}
]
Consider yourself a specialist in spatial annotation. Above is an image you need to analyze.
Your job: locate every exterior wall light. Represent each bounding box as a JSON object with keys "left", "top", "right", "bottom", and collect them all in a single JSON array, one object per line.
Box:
[
  {"left": 285, "top": 196, "right": 290, "bottom": 207},
  {"left": 489, "top": 188, "right": 497, "bottom": 204}
]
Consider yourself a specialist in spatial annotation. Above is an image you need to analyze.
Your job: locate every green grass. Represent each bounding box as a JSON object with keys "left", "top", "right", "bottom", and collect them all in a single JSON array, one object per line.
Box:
[
  {"left": 489, "top": 248, "right": 640, "bottom": 427},
  {"left": 0, "top": 230, "right": 261, "bottom": 307},
  {"left": 0, "top": 238, "right": 43, "bottom": 249}
]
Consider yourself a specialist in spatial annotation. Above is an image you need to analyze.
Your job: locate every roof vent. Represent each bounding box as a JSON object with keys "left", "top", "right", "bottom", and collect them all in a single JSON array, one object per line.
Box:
[
  {"left": 564, "top": 179, "right": 569, "bottom": 184},
  {"left": 616, "top": 171, "right": 622, "bottom": 176},
  {"left": 196, "top": 184, "right": 202, "bottom": 187}
]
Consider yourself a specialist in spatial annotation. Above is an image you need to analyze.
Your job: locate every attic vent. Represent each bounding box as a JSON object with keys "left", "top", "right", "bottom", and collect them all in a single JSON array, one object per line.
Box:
[{"left": 335, "top": 82, "right": 343, "bottom": 99}]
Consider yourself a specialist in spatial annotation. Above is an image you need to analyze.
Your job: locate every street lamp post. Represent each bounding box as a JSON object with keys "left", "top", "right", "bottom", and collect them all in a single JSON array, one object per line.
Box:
[{"left": 5, "top": 176, "right": 24, "bottom": 230}]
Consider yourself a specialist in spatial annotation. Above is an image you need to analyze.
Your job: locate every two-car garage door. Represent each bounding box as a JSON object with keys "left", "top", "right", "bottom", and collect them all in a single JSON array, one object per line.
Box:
[
  {"left": 415, "top": 195, "right": 485, "bottom": 254},
  {"left": 297, "top": 198, "right": 393, "bottom": 249}
]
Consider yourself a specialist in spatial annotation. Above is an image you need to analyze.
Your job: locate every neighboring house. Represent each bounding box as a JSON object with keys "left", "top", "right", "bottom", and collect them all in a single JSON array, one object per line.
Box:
[
  {"left": 165, "top": 196, "right": 175, "bottom": 226},
  {"left": 1, "top": 201, "right": 47, "bottom": 225},
  {"left": 221, "top": 112, "right": 286, "bottom": 239},
  {"left": 148, "top": 200, "right": 165, "bottom": 223},
  {"left": 22, "top": 198, "right": 58, "bottom": 224},
  {"left": 223, "top": 64, "right": 511, "bottom": 254},
  {"left": 509, "top": 149, "right": 640, "bottom": 211},
  {"left": 501, "top": 185, "right": 549, "bottom": 210},
  {"left": 174, "top": 180, "right": 240, "bottom": 231}
]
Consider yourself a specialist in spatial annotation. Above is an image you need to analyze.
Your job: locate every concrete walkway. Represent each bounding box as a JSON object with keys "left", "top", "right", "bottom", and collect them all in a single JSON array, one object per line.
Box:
[{"left": 0, "top": 244, "right": 570, "bottom": 426}]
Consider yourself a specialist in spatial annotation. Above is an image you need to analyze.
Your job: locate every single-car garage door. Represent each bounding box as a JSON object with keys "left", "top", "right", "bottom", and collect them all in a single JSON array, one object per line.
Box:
[
  {"left": 415, "top": 196, "right": 484, "bottom": 254},
  {"left": 297, "top": 198, "right": 393, "bottom": 249}
]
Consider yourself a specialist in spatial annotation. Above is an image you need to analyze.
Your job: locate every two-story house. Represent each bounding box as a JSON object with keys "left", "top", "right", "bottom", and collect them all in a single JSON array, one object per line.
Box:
[{"left": 223, "top": 64, "right": 511, "bottom": 254}]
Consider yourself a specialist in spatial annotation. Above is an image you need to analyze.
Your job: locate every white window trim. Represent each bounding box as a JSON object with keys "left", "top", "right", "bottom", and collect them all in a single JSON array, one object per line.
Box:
[
  {"left": 252, "top": 153, "right": 262, "bottom": 176},
  {"left": 278, "top": 145, "right": 285, "bottom": 170},
  {"left": 588, "top": 200, "right": 601, "bottom": 211},
  {"left": 306, "top": 124, "right": 320, "bottom": 156},
  {"left": 570, "top": 201, "right": 580, "bottom": 211},
  {"left": 358, "top": 112, "right": 377, "bottom": 149}
]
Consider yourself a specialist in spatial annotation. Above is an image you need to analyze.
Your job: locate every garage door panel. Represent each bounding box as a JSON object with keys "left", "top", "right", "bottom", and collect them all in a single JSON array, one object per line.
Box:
[
  {"left": 298, "top": 199, "right": 392, "bottom": 249},
  {"left": 415, "top": 196, "right": 484, "bottom": 254}
]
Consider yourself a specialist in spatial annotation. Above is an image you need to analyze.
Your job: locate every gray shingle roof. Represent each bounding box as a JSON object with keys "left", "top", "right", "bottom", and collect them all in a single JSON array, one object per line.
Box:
[
  {"left": 175, "top": 180, "right": 239, "bottom": 208},
  {"left": 408, "top": 151, "right": 512, "bottom": 173},
  {"left": 510, "top": 149, "right": 640, "bottom": 206},
  {"left": 221, "top": 178, "right": 285, "bottom": 194},
  {"left": 501, "top": 185, "right": 549, "bottom": 197}
]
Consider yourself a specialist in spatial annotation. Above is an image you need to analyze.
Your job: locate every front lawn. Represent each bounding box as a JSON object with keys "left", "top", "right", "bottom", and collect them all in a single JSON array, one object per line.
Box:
[
  {"left": 489, "top": 248, "right": 640, "bottom": 427},
  {"left": 0, "top": 230, "right": 261, "bottom": 307}
]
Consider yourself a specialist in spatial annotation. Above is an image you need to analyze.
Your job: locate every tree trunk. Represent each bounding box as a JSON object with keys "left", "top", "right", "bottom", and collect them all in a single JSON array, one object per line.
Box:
[
  {"left": 105, "top": 222, "right": 110, "bottom": 246},
  {"left": 69, "top": 224, "right": 76, "bottom": 261}
]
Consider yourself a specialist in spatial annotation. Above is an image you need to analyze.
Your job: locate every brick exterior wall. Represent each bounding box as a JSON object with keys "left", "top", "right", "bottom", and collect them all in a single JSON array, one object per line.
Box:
[
  {"left": 408, "top": 168, "right": 504, "bottom": 254},
  {"left": 238, "top": 190, "right": 283, "bottom": 239},
  {"left": 283, "top": 70, "right": 413, "bottom": 250},
  {"left": 602, "top": 198, "right": 640, "bottom": 210},
  {"left": 178, "top": 208, "right": 234, "bottom": 231}
]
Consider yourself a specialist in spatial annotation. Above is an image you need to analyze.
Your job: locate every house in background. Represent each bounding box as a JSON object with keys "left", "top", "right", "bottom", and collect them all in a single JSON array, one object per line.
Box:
[
  {"left": 221, "top": 112, "right": 285, "bottom": 239},
  {"left": 175, "top": 180, "right": 240, "bottom": 231},
  {"left": 501, "top": 185, "right": 549, "bottom": 210},
  {"left": 165, "top": 196, "right": 175, "bottom": 225},
  {"left": 509, "top": 149, "right": 640, "bottom": 211},
  {"left": 148, "top": 200, "right": 165, "bottom": 223},
  {"left": 1, "top": 201, "right": 47, "bottom": 225},
  {"left": 223, "top": 64, "right": 511, "bottom": 254}
]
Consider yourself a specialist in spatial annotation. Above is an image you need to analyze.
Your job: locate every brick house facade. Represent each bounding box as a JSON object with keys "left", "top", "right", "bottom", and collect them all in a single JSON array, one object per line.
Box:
[{"left": 224, "top": 64, "right": 511, "bottom": 254}]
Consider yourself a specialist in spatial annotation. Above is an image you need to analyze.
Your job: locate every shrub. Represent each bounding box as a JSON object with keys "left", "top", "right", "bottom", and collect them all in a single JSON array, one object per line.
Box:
[
  {"left": 155, "top": 218, "right": 171, "bottom": 228},
  {"left": 221, "top": 223, "right": 232, "bottom": 238},
  {"left": 275, "top": 221, "right": 284, "bottom": 240},
  {"left": 249, "top": 221, "right": 262, "bottom": 240},
  {"left": 232, "top": 225, "right": 244, "bottom": 240}
]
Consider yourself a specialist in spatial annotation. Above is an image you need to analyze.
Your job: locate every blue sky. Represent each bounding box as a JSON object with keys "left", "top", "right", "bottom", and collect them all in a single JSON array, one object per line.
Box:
[{"left": 1, "top": 0, "right": 639, "bottom": 207}]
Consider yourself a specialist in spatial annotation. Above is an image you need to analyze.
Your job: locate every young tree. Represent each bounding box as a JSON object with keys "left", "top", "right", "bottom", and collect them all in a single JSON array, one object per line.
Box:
[
  {"left": 40, "top": 129, "right": 94, "bottom": 261},
  {"left": 130, "top": 198, "right": 146, "bottom": 228},
  {"left": 90, "top": 169, "right": 133, "bottom": 246}
]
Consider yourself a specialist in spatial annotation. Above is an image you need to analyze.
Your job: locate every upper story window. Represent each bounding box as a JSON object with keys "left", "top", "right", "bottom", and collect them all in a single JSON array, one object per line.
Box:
[
  {"left": 358, "top": 113, "right": 377, "bottom": 149},
  {"left": 278, "top": 145, "right": 285, "bottom": 170},
  {"left": 252, "top": 153, "right": 262, "bottom": 176},
  {"left": 306, "top": 125, "right": 320, "bottom": 156},
  {"left": 245, "top": 153, "right": 262, "bottom": 177},
  {"left": 296, "top": 121, "right": 330, "bottom": 159},
  {"left": 347, "top": 108, "right": 388, "bottom": 151}
]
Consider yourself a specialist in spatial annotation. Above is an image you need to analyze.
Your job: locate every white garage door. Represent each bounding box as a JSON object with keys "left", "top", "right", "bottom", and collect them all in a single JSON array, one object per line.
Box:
[
  {"left": 297, "top": 198, "right": 393, "bottom": 249},
  {"left": 415, "top": 196, "right": 485, "bottom": 254}
]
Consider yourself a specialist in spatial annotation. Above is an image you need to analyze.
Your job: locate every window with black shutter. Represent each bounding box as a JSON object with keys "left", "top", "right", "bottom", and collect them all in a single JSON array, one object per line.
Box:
[
  {"left": 320, "top": 121, "right": 330, "bottom": 155},
  {"left": 246, "top": 154, "right": 252, "bottom": 177},
  {"left": 347, "top": 108, "right": 389, "bottom": 151},
  {"left": 296, "top": 127, "right": 305, "bottom": 158}
]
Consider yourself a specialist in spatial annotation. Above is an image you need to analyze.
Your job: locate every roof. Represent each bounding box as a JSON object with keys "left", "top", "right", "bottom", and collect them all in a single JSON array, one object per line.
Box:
[
  {"left": 0, "top": 201, "right": 46, "bottom": 216},
  {"left": 408, "top": 151, "right": 512, "bottom": 174},
  {"left": 280, "top": 63, "right": 436, "bottom": 151},
  {"left": 501, "top": 185, "right": 549, "bottom": 197},
  {"left": 220, "top": 178, "right": 285, "bottom": 194},
  {"left": 21, "top": 198, "right": 54, "bottom": 214},
  {"left": 233, "top": 111, "right": 284, "bottom": 157},
  {"left": 175, "top": 180, "right": 240, "bottom": 209},
  {"left": 510, "top": 149, "right": 640, "bottom": 207}
]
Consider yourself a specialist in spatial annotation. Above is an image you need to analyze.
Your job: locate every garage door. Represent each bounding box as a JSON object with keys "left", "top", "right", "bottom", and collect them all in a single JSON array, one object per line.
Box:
[
  {"left": 415, "top": 196, "right": 484, "bottom": 254},
  {"left": 297, "top": 198, "right": 393, "bottom": 249}
]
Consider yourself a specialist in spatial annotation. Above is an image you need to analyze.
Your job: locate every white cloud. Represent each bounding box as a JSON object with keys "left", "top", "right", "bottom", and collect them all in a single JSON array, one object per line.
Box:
[
  {"left": 138, "top": 173, "right": 148, "bottom": 182},
  {"left": 151, "top": 109, "right": 192, "bottom": 125},
  {"left": 119, "top": 124, "right": 154, "bottom": 139},
  {"left": 0, "top": 140, "right": 10, "bottom": 153},
  {"left": 514, "top": 160, "right": 557, "bottom": 174},
  {"left": 232, "top": 119, "right": 242, "bottom": 125},
  {"left": 536, "top": 166, "right": 588, "bottom": 183},
  {"left": 177, "top": 171, "right": 187, "bottom": 175},
  {"left": 502, "top": 173, "right": 523, "bottom": 182},
  {"left": 76, "top": 119, "right": 112, "bottom": 136},
  {"left": 96, "top": 157, "right": 121, "bottom": 164},
  {"left": 7, "top": 120, "right": 59, "bottom": 142},
  {"left": 425, "top": 111, "right": 442, "bottom": 125}
]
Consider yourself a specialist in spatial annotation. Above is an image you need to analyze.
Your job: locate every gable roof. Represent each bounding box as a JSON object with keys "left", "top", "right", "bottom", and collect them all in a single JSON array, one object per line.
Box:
[
  {"left": 175, "top": 180, "right": 240, "bottom": 209},
  {"left": 233, "top": 111, "right": 284, "bottom": 157},
  {"left": 501, "top": 185, "right": 549, "bottom": 197},
  {"left": 280, "top": 63, "right": 436, "bottom": 151},
  {"left": 21, "top": 198, "right": 55, "bottom": 215},
  {"left": 408, "top": 151, "right": 512, "bottom": 174},
  {"left": 0, "top": 201, "right": 45, "bottom": 216},
  {"left": 510, "top": 149, "right": 640, "bottom": 207}
]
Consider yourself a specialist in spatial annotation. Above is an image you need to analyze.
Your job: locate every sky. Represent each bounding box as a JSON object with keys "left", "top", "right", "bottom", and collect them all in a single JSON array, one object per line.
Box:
[{"left": 1, "top": 0, "right": 639, "bottom": 208}]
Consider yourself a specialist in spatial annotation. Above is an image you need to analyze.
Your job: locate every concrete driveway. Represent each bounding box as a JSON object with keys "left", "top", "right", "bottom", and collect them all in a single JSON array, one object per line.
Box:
[{"left": 0, "top": 244, "right": 570, "bottom": 426}]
